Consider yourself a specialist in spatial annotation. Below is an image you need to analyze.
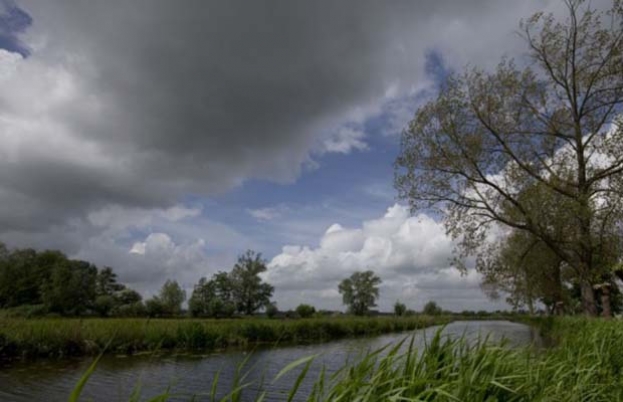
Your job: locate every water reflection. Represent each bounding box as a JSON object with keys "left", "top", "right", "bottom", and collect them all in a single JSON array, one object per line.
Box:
[{"left": 0, "top": 321, "right": 538, "bottom": 402}]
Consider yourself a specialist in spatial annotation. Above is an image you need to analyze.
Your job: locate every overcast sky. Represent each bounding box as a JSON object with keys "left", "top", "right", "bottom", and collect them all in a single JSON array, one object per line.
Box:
[{"left": 0, "top": 0, "right": 603, "bottom": 312}]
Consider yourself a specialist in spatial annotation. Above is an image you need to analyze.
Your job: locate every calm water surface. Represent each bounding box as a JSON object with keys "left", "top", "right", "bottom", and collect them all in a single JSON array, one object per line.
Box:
[{"left": 0, "top": 320, "right": 539, "bottom": 402}]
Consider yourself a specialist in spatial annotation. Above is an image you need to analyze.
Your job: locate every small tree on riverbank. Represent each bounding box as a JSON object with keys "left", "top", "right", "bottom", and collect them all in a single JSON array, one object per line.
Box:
[
  {"left": 159, "top": 280, "right": 186, "bottom": 316},
  {"left": 423, "top": 301, "right": 442, "bottom": 316},
  {"left": 230, "top": 250, "right": 274, "bottom": 315},
  {"left": 338, "top": 270, "right": 382, "bottom": 316},
  {"left": 394, "top": 301, "right": 407, "bottom": 317},
  {"left": 296, "top": 303, "right": 316, "bottom": 318}
]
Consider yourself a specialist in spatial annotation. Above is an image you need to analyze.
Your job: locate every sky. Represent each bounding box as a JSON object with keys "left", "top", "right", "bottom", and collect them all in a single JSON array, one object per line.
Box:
[{"left": 0, "top": 0, "right": 605, "bottom": 312}]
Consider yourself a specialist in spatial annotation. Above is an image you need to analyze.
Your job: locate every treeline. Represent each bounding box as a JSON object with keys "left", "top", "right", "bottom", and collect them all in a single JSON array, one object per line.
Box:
[
  {"left": 0, "top": 243, "right": 278, "bottom": 318},
  {"left": 0, "top": 242, "right": 142, "bottom": 317}
]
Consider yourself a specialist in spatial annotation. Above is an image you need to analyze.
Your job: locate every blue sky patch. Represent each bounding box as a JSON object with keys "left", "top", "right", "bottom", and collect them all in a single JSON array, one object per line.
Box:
[{"left": 0, "top": 0, "right": 32, "bottom": 57}]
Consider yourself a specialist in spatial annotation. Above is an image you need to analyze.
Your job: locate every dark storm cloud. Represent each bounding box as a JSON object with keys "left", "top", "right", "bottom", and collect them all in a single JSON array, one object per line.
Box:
[{"left": 1, "top": 0, "right": 563, "bottom": 233}]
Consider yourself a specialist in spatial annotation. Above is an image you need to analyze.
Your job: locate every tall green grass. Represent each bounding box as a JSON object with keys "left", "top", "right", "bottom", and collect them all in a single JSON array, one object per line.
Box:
[
  {"left": 0, "top": 315, "right": 453, "bottom": 360},
  {"left": 70, "top": 317, "right": 623, "bottom": 401}
]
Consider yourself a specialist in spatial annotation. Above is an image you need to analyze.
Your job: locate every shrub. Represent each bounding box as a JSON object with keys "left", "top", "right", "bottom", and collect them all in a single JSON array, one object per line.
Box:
[
  {"left": 423, "top": 301, "right": 442, "bottom": 316},
  {"left": 394, "top": 301, "right": 407, "bottom": 316},
  {"left": 295, "top": 304, "right": 316, "bottom": 318}
]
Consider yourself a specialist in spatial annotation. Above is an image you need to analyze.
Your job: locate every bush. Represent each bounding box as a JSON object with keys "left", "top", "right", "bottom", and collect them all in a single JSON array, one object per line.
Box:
[
  {"left": 423, "top": 301, "right": 442, "bottom": 316},
  {"left": 266, "top": 302, "right": 278, "bottom": 318},
  {"left": 295, "top": 304, "right": 316, "bottom": 318},
  {"left": 394, "top": 301, "right": 407, "bottom": 317}
]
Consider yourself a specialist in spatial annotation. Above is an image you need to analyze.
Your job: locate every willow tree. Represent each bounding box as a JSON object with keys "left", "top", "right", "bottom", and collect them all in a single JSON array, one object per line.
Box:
[
  {"left": 480, "top": 229, "right": 568, "bottom": 315},
  {"left": 395, "top": 0, "right": 623, "bottom": 316}
]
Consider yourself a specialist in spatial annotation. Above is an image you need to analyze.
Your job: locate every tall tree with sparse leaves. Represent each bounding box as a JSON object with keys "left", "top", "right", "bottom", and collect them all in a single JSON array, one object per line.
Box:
[{"left": 396, "top": 0, "right": 623, "bottom": 316}]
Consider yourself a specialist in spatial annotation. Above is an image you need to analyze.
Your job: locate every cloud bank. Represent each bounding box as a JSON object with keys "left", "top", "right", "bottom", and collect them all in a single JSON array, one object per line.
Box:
[{"left": 266, "top": 205, "right": 506, "bottom": 311}]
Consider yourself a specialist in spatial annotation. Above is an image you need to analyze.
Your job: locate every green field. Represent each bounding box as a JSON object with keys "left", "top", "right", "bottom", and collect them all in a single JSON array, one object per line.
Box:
[{"left": 0, "top": 315, "right": 456, "bottom": 360}]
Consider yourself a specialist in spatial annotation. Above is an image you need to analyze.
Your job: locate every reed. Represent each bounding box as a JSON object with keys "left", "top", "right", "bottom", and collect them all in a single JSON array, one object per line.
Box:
[
  {"left": 0, "top": 315, "right": 454, "bottom": 360},
  {"left": 69, "top": 317, "right": 623, "bottom": 401}
]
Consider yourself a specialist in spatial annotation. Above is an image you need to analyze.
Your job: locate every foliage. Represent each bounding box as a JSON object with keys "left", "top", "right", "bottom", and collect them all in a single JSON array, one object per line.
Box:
[
  {"left": 265, "top": 302, "right": 279, "bottom": 319},
  {"left": 422, "top": 300, "right": 442, "bottom": 316},
  {"left": 295, "top": 304, "right": 316, "bottom": 318},
  {"left": 189, "top": 272, "right": 236, "bottom": 318},
  {"left": 41, "top": 260, "right": 98, "bottom": 316},
  {"left": 0, "top": 243, "right": 142, "bottom": 317},
  {"left": 145, "top": 297, "right": 165, "bottom": 318},
  {"left": 393, "top": 301, "right": 407, "bottom": 316},
  {"left": 159, "top": 280, "right": 186, "bottom": 316},
  {"left": 95, "top": 267, "right": 125, "bottom": 297},
  {"left": 230, "top": 250, "right": 274, "bottom": 315},
  {"left": 395, "top": 0, "right": 623, "bottom": 316},
  {"left": 338, "top": 270, "right": 382, "bottom": 316}
]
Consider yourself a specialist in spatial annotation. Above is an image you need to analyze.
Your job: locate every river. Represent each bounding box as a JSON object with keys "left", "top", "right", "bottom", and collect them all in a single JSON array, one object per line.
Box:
[{"left": 0, "top": 320, "right": 539, "bottom": 402}]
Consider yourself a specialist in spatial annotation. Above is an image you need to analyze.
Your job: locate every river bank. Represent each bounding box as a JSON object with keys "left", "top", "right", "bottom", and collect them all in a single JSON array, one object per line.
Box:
[
  {"left": 1, "top": 320, "right": 536, "bottom": 401},
  {"left": 0, "top": 315, "right": 470, "bottom": 361},
  {"left": 5, "top": 318, "right": 620, "bottom": 401}
]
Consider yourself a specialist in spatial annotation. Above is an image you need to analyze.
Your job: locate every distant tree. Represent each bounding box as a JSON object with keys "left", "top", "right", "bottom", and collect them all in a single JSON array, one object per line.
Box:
[
  {"left": 159, "top": 280, "right": 186, "bottom": 316},
  {"left": 93, "top": 295, "right": 116, "bottom": 317},
  {"left": 189, "top": 272, "right": 236, "bottom": 318},
  {"left": 295, "top": 304, "right": 316, "bottom": 318},
  {"left": 112, "top": 301, "right": 146, "bottom": 317},
  {"left": 41, "top": 260, "right": 97, "bottom": 315},
  {"left": 394, "top": 301, "right": 407, "bottom": 317},
  {"left": 145, "top": 297, "right": 165, "bottom": 317},
  {"left": 230, "top": 250, "right": 274, "bottom": 315},
  {"left": 338, "top": 270, "right": 382, "bottom": 316},
  {"left": 114, "top": 288, "right": 142, "bottom": 305},
  {"left": 96, "top": 267, "right": 125, "bottom": 296},
  {"left": 422, "top": 301, "right": 442, "bottom": 316},
  {"left": 265, "top": 302, "right": 279, "bottom": 319},
  {"left": 0, "top": 248, "right": 61, "bottom": 308}
]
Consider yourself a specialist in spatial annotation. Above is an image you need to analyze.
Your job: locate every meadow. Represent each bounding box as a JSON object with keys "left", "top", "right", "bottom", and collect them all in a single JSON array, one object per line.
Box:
[{"left": 0, "top": 315, "right": 458, "bottom": 360}]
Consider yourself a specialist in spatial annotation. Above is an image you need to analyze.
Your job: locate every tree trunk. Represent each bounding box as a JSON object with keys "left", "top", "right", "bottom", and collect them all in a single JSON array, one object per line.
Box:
[
  {"left": 580, "top": 281, "right": 598, "bottom": 316},
  {"left": 600, "top": 283, "right": 612, "bottom": 319}
]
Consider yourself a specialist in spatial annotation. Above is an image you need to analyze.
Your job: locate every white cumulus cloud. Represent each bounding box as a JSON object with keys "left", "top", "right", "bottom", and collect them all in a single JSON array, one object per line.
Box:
[{"left": 265, "top": 204, "right": 506, "bottom": 311}]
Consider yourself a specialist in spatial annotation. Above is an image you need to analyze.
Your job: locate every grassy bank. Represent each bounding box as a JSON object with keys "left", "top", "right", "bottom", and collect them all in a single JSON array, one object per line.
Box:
[
  {"left": 306, "top": 317, "right": 623, "bottom": 401},
  {"left": 70, "top": 317, "right": 622, "bottom": 401},
  {"left": 0, "top": 315, "right": 456, "bottom": 360}
]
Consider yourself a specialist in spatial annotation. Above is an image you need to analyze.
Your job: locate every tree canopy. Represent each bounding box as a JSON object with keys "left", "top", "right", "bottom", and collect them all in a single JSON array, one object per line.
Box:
[
  {"left": 338, "top": 270, "right": 382, "bottom": 316},
  {"left": 230, "top": 250, "right": 274, "bottom": 315},
  {"left": 395, "top": 0, "right": 623, "bottom": 316}
]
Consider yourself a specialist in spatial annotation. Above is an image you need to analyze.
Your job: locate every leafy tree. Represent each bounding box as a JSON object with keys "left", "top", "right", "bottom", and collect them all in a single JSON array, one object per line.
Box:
[
  {"left": 0, "top": 248, "right": 61, "bottom": 308},
  {"left": 159, "top": 280, "right": 186, "bottom": 316},
  {"left": 188, "top": 273, "right": 236, "bottom": 318},
  {"left": 395, "top": 0, "right": 623, "bottom": 316},
  {"left": 295, "top": 303, "right": 316, "bottom": 318},
  {"left": 265, "top": 302, "right": 279, "bottom": 318},
  {"left": 338, "top": 271, "right": 382, "bottom": 316},
  {"left": 481, "top": 229, "right": 569, "bottom": 315},
  {"left": 394, "top": 301, "right": 407, "bottom": 317},
  {"left": 114, "top": 288, "right": 143, "bottom": 305},
  {"left": 41, "top": 260, "right": 97, "bottom": 315},
  {"left": 145, "top": 297, "right": 165, "bottom": 317},
  {"left": 95, "top": 267, "right": 125, "bottom": 296},
  {"left": 423, "top": 301, "right": 442, "bottom": 316},
  {"left": 93, "top": 295, "right": 116, "bottom": 317},
  {"left": 111, "top": 301, "right": 146, "bottom": 317},
  {"left": 230, "top": 250, "right": 274, "bottom": 315}
]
